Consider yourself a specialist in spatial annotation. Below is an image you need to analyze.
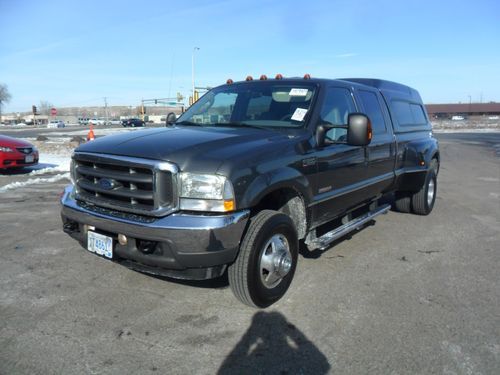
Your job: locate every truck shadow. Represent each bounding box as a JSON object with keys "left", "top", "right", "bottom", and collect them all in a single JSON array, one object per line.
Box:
[{"left": 218, "top": 311, "right": 330, "bottom": 375}]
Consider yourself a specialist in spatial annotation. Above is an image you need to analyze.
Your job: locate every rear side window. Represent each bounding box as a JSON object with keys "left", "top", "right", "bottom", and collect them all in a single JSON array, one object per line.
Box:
[
  {"left": 358, "top": 90, "right": 387, "bottom": 134},
  {"left": 392, "top": 100, "right": 427, "bottom": 126},
  {"left": 410, "top": 103, "right": 427, "bottom": 124}
]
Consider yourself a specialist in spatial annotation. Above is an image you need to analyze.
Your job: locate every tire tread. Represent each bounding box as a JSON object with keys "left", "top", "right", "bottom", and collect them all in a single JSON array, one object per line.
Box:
[{"left": 228, "top": 210, "right": 279, "bottom": 307}]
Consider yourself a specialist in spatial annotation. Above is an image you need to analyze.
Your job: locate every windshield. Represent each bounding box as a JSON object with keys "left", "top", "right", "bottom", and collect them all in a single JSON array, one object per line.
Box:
[{"left": 177, "top": 82, "right": 317, "bottom": 128}]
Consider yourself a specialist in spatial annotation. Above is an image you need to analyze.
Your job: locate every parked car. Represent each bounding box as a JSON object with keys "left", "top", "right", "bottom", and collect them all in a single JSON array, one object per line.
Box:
[
  {"left": 61, "top": 76, "right": 439, "bottom": 307},
  {"left": 47, "top": 120, "right": 65, "bottom": 128},
  {"left": 88, "top": 118, "right": 106, "bottom": 126},
  {"left": 108, "top": 119, "right": 122, "bottom": 126},
  {"left": 122, "top": 118, "right": 145, "bottom": 127},
  {"left": 451, "top": 115, "right": 465, "bottom": 121},
  {"left": 0, "top": 135, "right": 39, "bottom": 170}
]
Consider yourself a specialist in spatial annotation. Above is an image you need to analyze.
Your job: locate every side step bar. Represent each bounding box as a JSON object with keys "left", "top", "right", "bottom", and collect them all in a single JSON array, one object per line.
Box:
[{"left": 308, "top": 204, "right": 391, "bottom": 251}]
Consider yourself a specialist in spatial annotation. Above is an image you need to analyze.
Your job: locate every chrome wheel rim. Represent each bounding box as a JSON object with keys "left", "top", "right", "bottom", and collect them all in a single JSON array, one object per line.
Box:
[
  {"left": 259, "top": 234, "right": 292, "bottom": 289},
  {"left": 427, "top": 179, "right": 435, "bottom": 206}
]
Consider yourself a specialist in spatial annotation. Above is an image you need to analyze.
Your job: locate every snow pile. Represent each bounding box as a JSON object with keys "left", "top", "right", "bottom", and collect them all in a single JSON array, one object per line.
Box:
[
  {"left": 37, "top": 154, "right": 71, "bottom": 171},
  {"left": 28, "top": 165, "right": 69, "bottom": 176},
  {"left": 432, "top": 119, "right": 500, "bottom": 132},
  {"left": 0, "top": 173, "right": 70, "bottom": 193}
]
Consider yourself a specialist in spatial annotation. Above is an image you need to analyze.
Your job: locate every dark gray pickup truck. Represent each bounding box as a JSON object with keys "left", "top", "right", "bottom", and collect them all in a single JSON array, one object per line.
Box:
[{"left": 61, "top": 76, "right": 439, "bottom": 307}]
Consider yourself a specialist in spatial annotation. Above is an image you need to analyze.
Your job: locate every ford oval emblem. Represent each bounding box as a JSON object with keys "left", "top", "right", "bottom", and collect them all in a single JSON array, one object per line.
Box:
[{"left": 98, "top": 178, "right": 115, "bottom": 190}]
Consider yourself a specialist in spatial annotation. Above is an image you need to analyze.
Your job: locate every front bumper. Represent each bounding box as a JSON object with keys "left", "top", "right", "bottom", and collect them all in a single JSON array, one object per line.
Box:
[
  {"left": 0, "top": 151, "right": 39, "bottom": 168},
  {"left": 60, "top": 185, "right": 249, "bottom": 280}
]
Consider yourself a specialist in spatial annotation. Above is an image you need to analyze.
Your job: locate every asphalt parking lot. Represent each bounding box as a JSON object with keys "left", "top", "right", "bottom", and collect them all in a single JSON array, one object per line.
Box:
[{"left": 1, "top": 133, "right": 499, "bottom": 374}]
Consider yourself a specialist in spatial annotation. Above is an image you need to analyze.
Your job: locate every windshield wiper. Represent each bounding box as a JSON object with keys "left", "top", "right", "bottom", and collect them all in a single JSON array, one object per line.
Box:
[
  {"left": 175, "top": 120, "right": 203, "bottom": 126},
  {"left": 213, "top": 122, "right": 271, "bottom": 131}
]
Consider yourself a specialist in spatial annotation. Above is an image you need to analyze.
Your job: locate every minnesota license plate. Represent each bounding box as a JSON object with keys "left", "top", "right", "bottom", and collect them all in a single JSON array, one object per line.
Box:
[
  {"left": 25, "top": 155, "right": 34, "bottom": 163},
  {"left": 87, "top": 231, "right": 113, "bottom": 259}
]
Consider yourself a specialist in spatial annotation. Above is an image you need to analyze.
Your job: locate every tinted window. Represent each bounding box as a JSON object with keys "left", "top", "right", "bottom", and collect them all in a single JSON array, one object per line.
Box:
[
  {"left": 410, "top": 103, "right": 427, "bottom": 124},
  {"left": 392, "top": 100, "right": 414, "bottom": 126},
  {"left": 358, "top": 90, "right": 387, "bottom": 134},
  {"left": 320, "top": 87, "right": 356, "bottom": 141}
]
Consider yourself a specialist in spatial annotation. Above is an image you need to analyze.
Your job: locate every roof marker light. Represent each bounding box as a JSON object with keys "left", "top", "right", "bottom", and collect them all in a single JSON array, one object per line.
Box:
[
  {"left": 259, "top": 74, "right": 268, "bottom": 80},
  {"left": 275, "top": 74, "right": 283, "bottom": 80},
  {"left": 303, "top": 73, "right": 311, "bottom": 79},
  {"left": 226, "top": 78, "right": 234, "bottom": 84},
  {"left": 245, "top": 75, "right": 253, "bottom": 81}
]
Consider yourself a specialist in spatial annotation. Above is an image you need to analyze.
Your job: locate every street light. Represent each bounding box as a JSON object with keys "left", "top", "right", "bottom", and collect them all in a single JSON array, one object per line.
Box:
[{"left": 192, "top": 47, "right": 200, "bottom": 101}]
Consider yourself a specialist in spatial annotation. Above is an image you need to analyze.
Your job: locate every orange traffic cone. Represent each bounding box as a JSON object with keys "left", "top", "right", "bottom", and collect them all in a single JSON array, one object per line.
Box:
[{"left": 87, "top": 124, "right": 95, "bottom": 141}]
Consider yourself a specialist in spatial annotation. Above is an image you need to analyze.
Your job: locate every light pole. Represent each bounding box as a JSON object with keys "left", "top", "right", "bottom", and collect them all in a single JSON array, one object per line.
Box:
[{"left": 192, "top": 47, "right": 200, "bottom": 101}]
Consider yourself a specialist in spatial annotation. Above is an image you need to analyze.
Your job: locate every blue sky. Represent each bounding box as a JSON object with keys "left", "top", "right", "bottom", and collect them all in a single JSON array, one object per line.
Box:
[{"left": 1, "top": 0, "right": 499, "bottom": 112}]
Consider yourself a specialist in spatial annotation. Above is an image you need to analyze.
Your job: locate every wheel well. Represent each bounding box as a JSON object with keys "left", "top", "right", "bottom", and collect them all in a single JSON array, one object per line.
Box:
[
  {"left": 252, "top": 188, "right": 307, "bottom": 239},
  {"left": 432, "top": 152, "right": 440, "bottom": 174}
]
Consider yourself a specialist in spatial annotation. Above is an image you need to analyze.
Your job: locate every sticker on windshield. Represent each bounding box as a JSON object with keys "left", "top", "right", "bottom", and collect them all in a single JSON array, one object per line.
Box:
[
  {"left": 291, "top": 108, "right": 308, "bottom": 122},
  {"left": 289, "top": 88, "right": 309, "bottom": 96}
]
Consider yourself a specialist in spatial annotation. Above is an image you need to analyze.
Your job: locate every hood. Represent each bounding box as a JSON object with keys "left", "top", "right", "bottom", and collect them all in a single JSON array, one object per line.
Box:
[
  {"left": 76, "top": 126, "right": 298, "bottom": 173},
  {"left": 0, "top": 135, "right": 34, "bottom": 148}
]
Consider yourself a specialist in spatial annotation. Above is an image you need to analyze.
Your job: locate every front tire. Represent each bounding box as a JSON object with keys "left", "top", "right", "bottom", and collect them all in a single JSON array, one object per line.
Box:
[{"left": 228, "top": 210, "right": 298, "bottom": 308}]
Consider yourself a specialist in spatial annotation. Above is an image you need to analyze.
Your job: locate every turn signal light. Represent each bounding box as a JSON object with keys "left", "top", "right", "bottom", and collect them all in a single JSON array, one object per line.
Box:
[{"left": 224, "top": 199, "right": 235, "bottom": 211}]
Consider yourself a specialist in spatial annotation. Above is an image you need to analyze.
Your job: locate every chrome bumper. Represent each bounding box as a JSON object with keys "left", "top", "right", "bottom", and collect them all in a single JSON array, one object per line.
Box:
[{"left": 60, "top": 185, "right": 250, "bottom": 279}]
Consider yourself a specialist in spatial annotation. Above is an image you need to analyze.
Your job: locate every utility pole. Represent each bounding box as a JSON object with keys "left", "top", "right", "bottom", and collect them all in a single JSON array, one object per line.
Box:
[
  {"left": 192, "top": 47, "right": 200, "bottom": 102},
  {"left": 103, "top": 97, "right": 109, "bottom": 124}
]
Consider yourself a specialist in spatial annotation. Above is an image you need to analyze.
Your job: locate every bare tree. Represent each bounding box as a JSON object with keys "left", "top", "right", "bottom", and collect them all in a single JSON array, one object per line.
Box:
[
  {"left": 0, "top": 83, "right": 12, "bottom": 122},
  {"left": 39, "top": 100, "right": 54, "bottom": 116}
]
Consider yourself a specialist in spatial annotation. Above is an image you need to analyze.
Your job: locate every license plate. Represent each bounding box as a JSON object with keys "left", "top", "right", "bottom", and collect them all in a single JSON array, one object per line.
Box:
[
  {"left": 25, "top": 155, "right": 34, "bottom": 163},
  {"left": 87, "top": 231, "right": 113, "bottom": 259}
]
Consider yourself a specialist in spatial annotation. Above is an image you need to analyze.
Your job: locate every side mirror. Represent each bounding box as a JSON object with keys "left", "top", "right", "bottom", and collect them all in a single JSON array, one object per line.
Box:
[
  {"left": 347, "top": 113, "right": 372, "bottom": 146},
  {"left": 166, "top": 112, "right": 177, "bottom": 126}
]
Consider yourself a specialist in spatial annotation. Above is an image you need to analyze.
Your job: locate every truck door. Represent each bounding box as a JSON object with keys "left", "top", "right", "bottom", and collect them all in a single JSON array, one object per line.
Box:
[
  {"left": 311, "top": 86, "right": 368, "bottom": 226},
  {"left": 356, "top": 89, "right": 396, "bottom": 197}
]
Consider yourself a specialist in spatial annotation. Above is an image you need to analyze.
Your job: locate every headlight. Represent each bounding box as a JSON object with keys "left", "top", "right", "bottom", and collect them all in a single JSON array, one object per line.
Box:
[
  {"left": 179, "top": 173, "right": 235, "bottom": 212},
  {"left": 0, "top": 146, "right": 14, "bottom": 152}
]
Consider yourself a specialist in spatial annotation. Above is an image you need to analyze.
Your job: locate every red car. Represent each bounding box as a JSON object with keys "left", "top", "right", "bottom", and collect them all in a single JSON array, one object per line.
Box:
[{"left": 0, "top": 135, "right": 39, "bottom": 170}]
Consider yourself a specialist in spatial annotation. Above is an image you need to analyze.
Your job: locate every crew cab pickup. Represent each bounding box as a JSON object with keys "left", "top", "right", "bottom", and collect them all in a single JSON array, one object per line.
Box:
[{"left": 61, "top": 77, "right": 439, "bottom": 307}]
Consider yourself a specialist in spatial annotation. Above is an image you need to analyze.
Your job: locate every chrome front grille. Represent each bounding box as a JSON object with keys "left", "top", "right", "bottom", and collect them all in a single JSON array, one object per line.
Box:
[
  {"left": 73, "top": 152, "right": 178, "bottom": 217},
  {"left": 16, "top": 147, "right": 33, "bottom": 154}
]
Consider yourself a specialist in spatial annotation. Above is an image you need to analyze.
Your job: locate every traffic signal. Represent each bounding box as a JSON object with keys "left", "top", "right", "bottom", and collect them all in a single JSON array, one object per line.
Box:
[{"left": 32, "top": 105, "right": 37, "bottom": 114}]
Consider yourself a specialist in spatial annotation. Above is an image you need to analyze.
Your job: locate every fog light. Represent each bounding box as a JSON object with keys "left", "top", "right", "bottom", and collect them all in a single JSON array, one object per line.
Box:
[{"left": 118, "top": 234, "right": 128, "bottom": 246}]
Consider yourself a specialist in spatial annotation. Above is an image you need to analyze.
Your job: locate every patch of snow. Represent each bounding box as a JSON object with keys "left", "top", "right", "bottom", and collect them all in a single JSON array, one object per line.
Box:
[
  {"left": 433, "top": 128, "right": 500, "bottom": 133},
  {"left": 38, "top": 154, "right": 71, "bottom": 171},
  {"left": 0, "top": 173, "right": 70, "bottom": 193}
]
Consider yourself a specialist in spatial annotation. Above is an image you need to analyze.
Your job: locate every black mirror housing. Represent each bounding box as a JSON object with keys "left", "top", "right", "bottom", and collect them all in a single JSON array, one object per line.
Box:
[
  {"left": 347, "top": 113, "right": 372, "bottom": 146},
  {"left": 166, "top": 112, "right": 177, "bottom": 126}
]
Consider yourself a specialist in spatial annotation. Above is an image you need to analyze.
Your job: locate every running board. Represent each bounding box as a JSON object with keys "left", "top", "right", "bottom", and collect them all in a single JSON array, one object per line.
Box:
[{"left": 308, "top": 204, "right": 391, "bottom": 251}]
